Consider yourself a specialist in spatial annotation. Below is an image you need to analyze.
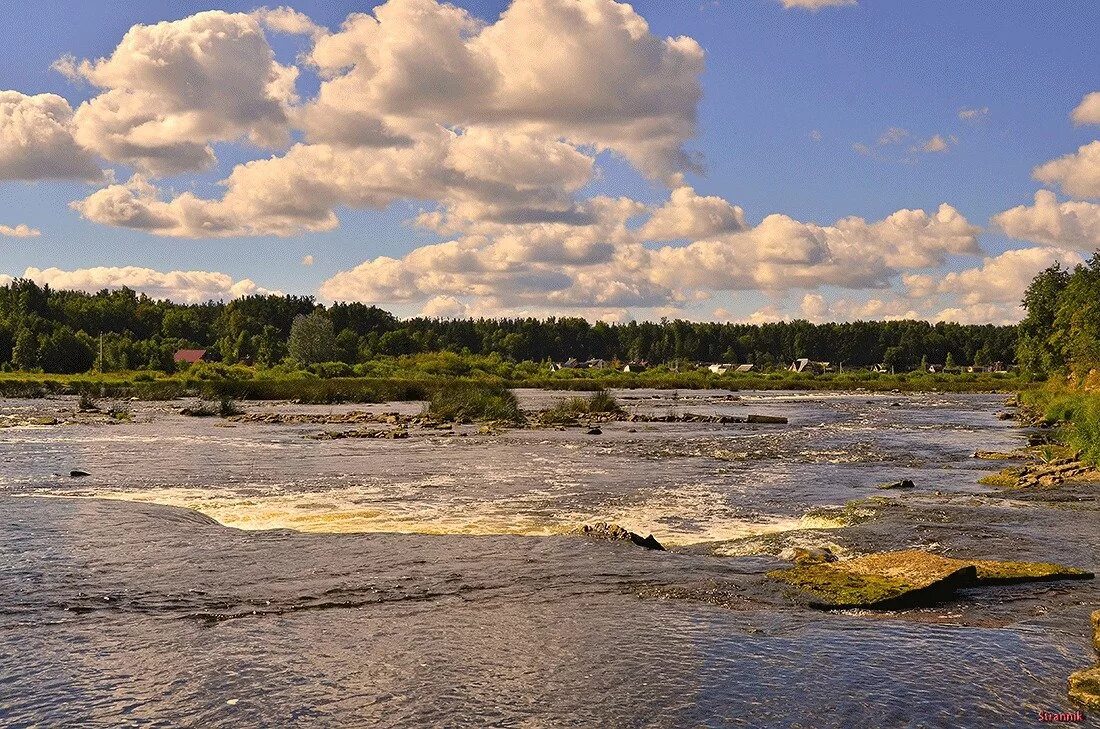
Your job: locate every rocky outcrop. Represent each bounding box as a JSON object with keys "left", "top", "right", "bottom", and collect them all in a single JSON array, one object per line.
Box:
[
  {"left": 770, "top": 549, "right": 1093, "bottom": 610},
  {"left": 770, "top": 550, "right": 977, "bottom": 610},
  {"left": 1069, "top": 667, "right": 1100, "bottom": 710},
  {"left": 309, "top": 428, "right": 409, "bottom": 440},
  {"left": 967, "top": 560, "right": 1093, "bottom": 585},
  {"left": 1067, "top": 610, "right": 1100, "bottom": 710},
  {"left": 877, "top": 479, "right": 916, "bottom": 490},
  {"left": 579, "top": 522, "right": 665, "bottom": 551}
]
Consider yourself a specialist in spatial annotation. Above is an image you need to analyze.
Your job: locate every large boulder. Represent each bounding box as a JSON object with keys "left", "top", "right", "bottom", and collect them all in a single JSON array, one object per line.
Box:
[
  {"left": 1069, "top": 666, "right": 1100, "bottom": 710},
  {"left": 580, "top": 522, "right": 665, "bottom": 551}
]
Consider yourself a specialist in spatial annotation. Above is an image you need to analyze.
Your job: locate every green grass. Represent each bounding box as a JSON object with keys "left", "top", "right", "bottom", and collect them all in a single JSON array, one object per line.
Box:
[
  {"left": 1021, "top": 384, "right": 1100, "bottom": 465},
  {"left": 425, "top": 381, "right": 521, "bottom": 423},
  {"left": 540, "top": 388, "right": 622, "bottom": 423}
]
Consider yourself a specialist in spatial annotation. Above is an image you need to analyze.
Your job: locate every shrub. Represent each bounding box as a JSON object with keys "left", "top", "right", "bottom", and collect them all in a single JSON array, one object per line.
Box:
[{"left": 426, "top": 382, "right": 521, "bottom": 423}]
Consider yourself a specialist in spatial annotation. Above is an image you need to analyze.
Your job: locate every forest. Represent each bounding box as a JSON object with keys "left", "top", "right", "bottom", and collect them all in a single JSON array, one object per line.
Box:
[{"left": 0, "top": 278, "right": 1020, "bottom": 375}]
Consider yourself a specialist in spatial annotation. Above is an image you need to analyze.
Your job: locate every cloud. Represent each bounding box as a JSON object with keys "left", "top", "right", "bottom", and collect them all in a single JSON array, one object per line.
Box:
[
  {"left": 1033, "top": 141, "right": 1100, "bottom": 199},
  {"left": 421, "top": 295, "right": 468, "bottom": 318},
  {"left": 799, "top": 293, "right": 920, "bottom": 323},
  {"left": 73, "top": 126, "right": 601, "bottom": 237},
  {"left": 958, "top": 107, "right": 989, "bottom": 122},
  {"left": 878, "top": 127, "right": 909, "bottom": 146},
  {"left": 301, "top": 0, "right": 704, "bottom": 181},
  {"left": 1071, "top": 92, "right": 1100, "bottom": 126},
  {"left": 904, "top": 245, "right": 1085, "bottom": 306},
  {"left": 993, "top": 190, "right": 1100, "bottom": 247},
  {"left": 14, "top": 266, "right": 275, "bottom": 303},
  {"left": 809, "top": 130, "right": 823, "bottom": 142},
  {"left": 253, "top": 6, "right": 328, "bottom": 38},
  {"left": 301, "top": 254, "right": 315, "bottom": 267},
  {"left": 320, "top": 201, "right": 981, "bottom": 315},
  {"left": 639, "top": 186, "right": 747, "bottom": 241},
  {"left": 922, "top": 134, "right": 950, "bottom": 153},
  {"left": 0, "top": 224, "right": 42, "bottom": 238},
  {"left": 63, "top": 11, "right": 298, "bottom": 175},
  {"left": 852, "top": 142, "right": 871, "bottom": 156},
  {"left": 780, "top": 0, "right": 857, "bottom": 9},
  {"left": 0, "top": 91, "right": 102, "bottom": 181}
]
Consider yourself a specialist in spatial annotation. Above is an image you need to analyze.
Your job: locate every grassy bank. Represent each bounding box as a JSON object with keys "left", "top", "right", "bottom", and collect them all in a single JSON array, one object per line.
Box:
[
  {"left": 1020, "top": 383, "right": 1100, "bottom": 465},
  {"left": 0, "top": 361, "right": 1030, "bottom": 403}
]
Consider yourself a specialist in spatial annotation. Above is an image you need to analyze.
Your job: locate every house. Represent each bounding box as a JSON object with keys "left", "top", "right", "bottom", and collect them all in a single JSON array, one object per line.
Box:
[
  {"left": 789, "top": 358, "right": 831, "bottom": 374},
  {"left": 550, "top": 358, "right": 580, "bottom": 371},
  {"left": 927, "top": 363, "right": 946, "bottom": 374},
  {"left": 708, "top": 363, "right": 735, "bottom": 375},
  {"left": 871, "top": 363, "right": 890, "bottom": 373},
  {"left": 173, "top": 349, "right": 208, "bottom": 365},
  {"left": 735, "top": 364, "right": 755, "bottom": 373},
  {"left": 582, "top": 358, "right": 609, "bottom": 370},
  {"left": 622, "top": 361, "right": 649, "bottom": 373}
]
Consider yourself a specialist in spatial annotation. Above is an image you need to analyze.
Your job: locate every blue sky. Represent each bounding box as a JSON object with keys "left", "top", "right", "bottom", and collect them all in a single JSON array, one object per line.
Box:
[{"left": 0, "top": 0, "right": 1097, "bottom": 321}]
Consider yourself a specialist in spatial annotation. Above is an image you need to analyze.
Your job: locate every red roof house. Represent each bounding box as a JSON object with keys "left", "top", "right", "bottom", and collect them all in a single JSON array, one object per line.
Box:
[{"left": 173, "top": 349, "right": 208, "bottom": 365}]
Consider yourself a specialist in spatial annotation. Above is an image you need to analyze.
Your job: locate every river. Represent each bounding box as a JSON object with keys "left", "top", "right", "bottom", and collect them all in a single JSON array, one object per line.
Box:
[{"left": 1, "top": 389, "right": 1097, "bottom": 727}]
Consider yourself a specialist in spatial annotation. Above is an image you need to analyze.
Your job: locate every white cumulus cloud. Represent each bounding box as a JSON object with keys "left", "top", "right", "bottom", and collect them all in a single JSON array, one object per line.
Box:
[
  {"left": 15, "top": 266, "right": 276, "bottom": 303},
  {"left": 1071, "top": 92, "right": 1100, "bottom": 126},
  {"left": 1033, "top": 141, "right": 1100, "bottom": 199},
  {"left": 0, "top": 91, "right": 101, "bottom": 181},
  {"left": 993, "top": 190, "right": 1100, "bottom": 247},
  {"left": 0, "top": 224, "right": 42, "bottom": 238}
]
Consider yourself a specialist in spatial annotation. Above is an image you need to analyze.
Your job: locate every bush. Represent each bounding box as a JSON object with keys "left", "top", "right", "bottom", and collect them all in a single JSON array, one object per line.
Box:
[
  {"left": 426, "top": 381, "right": 521, "bottom": 423},
  {"left": 540, "top": 388, "right": 620, "bottom": 423}
]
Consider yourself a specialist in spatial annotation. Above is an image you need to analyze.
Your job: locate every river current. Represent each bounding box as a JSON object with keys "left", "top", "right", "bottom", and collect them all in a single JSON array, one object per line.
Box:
[{"left": 1, "top": 389, "right": 1097, "bottom": 727}]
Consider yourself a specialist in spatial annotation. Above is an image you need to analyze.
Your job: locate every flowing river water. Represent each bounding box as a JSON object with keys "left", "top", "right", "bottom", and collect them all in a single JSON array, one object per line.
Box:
[{"left": 1, "top": 389, "right": 1097, "bottom": 727}]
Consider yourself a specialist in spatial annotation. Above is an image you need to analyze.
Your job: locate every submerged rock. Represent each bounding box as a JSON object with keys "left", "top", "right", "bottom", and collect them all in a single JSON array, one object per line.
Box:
[
  {"left": 1069, "top": 666, "right": 1100, "bottom": 710},
  {"left": 586, "top": 427, "right": 602, "bottom": 435},
  {"left": 877, "top": 479, "right": 916, "bottom": 490},
  {"left": 769, "top": 549, "right": 1094, "bottom": 610},
  {"left": 770, "top": 550, "right": 976, "bottom": 610},
  {"left": 745, "top": 414, "right": 788, "bottom": 424},
  {"left": 69, "top": 470, "right": 91, "bottom": 478},
  {"left": 579, "top": 522, "right": 665, "bottom": 551}
]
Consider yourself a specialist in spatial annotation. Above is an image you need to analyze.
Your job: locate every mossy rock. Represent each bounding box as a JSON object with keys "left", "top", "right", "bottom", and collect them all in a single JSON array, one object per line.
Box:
[
  {"left": 1093, "top": 610, "right": 1100, "bottom": 655},
  {"left": 1069, "top": 666, "right": 1100, "bottom": 711},
  {"left": 769, "top": 550, "right": 977, "bottom": 610},
  {"left": 770, "top": 550, "right": 1094, "bottom": 610},
  {"left": 967, "top": 559, "right": 1093, "bottom": 585}
]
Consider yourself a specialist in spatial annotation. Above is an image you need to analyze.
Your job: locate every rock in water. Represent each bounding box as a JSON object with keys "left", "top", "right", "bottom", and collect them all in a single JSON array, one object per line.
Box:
[
  {"left": 70, "top": 470, "right": 91, "bottom": 478},
  {"left": 746, "top": 414, "right": 788, "bottom": 424},
  {"left": 877, "top": 479, "right": 916, "bottom": 490},
  {"left": 770, "top": 549, "right": 1093, "bottom": 610},
  {"left": 1069, "top": 667, "right": 1100, "bottom": 710},
  {"left": 580, "top": 522, "right": 665, "bottom": 551},
  {"left": 966, "top": 559, "right": 1093, "bottom": 585},
  {"left": 586, "top": 427, "right": 602, "bottom": 435},
  {"left": 770, "top": 550, "right": 976, "bottom": 610},
  {"left": 1093, "top": 610, "right": 1100, "bottom": 655},
  {"left": 778, "top": 546, "right": 838, "bottom": 565}
]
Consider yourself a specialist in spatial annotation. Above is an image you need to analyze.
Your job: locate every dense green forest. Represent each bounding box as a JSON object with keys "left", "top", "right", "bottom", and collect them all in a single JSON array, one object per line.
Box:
[
  {"left": 0, "top": 278, "right": 1020, "bottom": 375},
  {"left": 1017, "top": 253, "right": 1100, "bottom": 464}
]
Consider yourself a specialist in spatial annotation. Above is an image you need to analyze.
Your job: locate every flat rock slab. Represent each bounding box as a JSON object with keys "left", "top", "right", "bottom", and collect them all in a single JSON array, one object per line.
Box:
[
  {"left": 769, "top": 550, "right": 976, "bottom": 610},
  {"left": 967, "top": 559, "right": 1094, "bottom": 585},
  {"left": 1069, "top": 666, "right": 1100, "bottom": 711},
  {"left": 770, "top": 549, "right": 1093, "bottom": 610}
]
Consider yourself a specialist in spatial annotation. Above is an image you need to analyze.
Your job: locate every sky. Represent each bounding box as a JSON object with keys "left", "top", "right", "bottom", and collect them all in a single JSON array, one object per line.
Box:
[{"left": 0, "top": 0, "right": 1097, "bottom": 324}]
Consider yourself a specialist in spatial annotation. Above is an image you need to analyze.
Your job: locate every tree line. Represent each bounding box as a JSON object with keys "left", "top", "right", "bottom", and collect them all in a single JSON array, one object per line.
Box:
[
  {"left": 1017, "top": 252, "right": 1100, "bottom": 377},
  {"left": 0, "top": 278, "right": 1020, "bottom": 374}
]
